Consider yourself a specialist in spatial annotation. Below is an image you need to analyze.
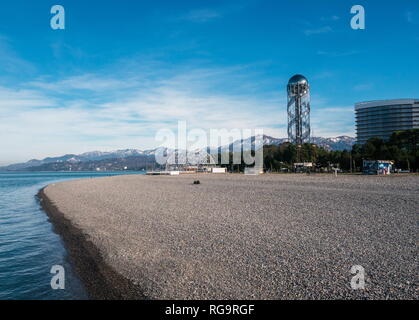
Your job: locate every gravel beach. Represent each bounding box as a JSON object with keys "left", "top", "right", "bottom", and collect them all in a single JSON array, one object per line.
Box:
[{"left": 40, "top": 173, "right": 418, "bottom": 299}]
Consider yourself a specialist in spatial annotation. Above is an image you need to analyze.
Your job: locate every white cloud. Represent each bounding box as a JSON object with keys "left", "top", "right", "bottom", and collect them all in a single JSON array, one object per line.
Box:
[
  {"left": 0, "top": 62, "right": 354, "bottom": 164},
  {"left": 354, "top": 83, "right": 374, "bottom": 91},
  {"left": 317, "top": 50, "right": 360, "bottom": 57},
  {"left": 311, "top": 106, "right": 355, "bottom": 137},
  {"left": 29, "top": 75, "right": 132, "bottom": 92},
  {"left": 0, "top": 87, "right": 55, "bottom": 110},
  {"left": 304, "top": 26, "right": 333, "bottom": 36},
  {"left": 181, "top": 9, "right": 221, "bottom": 22},
  {"left": 321, "top": 15, "right": 340, "bottom": 22},
  {"left": 406, "top": 11, "right": 416, "bottom": 24},
  {"left": 0, "top": 35, "right": 36, "bottom": 74},
  {"left": 0, "top": 67, "right": 288, "bottom": 164}
]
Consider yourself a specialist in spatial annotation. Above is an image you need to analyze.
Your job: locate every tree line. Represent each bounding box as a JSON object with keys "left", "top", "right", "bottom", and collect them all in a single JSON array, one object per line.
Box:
[{"left": 221, "top": 129, "right": 418, "bottom": 173}]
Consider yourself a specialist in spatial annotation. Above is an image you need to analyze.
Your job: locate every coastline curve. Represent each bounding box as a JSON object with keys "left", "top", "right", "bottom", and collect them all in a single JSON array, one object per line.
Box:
[{"left": 37, "top": 187, "right": 147, "bottom": 300}]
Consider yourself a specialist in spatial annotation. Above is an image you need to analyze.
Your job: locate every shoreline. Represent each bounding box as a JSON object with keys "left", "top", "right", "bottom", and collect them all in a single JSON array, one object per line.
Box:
[
  {"left": 36, "top": 174, "right": 418, "bottom": 299},
  {"left": 37, "top": 187, "right": 147, "bottom": 300}
]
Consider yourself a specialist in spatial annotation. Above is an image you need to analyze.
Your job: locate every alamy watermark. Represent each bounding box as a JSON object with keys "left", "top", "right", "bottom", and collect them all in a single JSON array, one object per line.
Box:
[
  {"left": 49, "top": 5, "right": 366, "bottom": 32},
  {"left": 350, "top": 265, "right": 365, "bottom": 290},
  {"left": 154, "top": 121, "right": 264, "bottom": 169},
  {"left": 351, "top": 5, "right": 365, "bottom": 30},
  {"left": 50, "top": 265, "right": 65, "bottom": 290},
  {"left": 50, "top": 5, "right": 65, "bottom": 30}
]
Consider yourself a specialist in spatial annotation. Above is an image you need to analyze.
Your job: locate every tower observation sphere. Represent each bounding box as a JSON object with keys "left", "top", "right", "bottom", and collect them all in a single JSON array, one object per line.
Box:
[{"left": 287, "top": 74, "right": 311, "bottom": 145}]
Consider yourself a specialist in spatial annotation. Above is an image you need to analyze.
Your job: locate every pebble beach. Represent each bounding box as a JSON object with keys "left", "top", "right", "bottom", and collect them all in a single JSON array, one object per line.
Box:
[{"left": 39, "top": 173, "right": 418, "bottom": 299}]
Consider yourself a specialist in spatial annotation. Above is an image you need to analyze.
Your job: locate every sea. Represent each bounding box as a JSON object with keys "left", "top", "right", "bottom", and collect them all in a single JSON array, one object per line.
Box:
[{"left": 0, "top": 171, "right": 144, "bottom": 300}]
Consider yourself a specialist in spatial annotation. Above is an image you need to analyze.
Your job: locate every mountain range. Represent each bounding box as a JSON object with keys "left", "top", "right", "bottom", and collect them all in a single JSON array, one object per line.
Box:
[
  {"left": 1, "top": 135, "right": 355, "bottom": 171},
  {"left": 219, "top": 135, "right": 355, "bottom": 153}
]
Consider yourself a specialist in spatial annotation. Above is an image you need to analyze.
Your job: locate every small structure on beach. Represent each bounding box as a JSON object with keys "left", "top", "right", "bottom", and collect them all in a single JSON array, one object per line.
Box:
[
  {"left": 165, "top": 149, "right": 218, "bottom": 173},
  {"left": 244, "top": 167, "right": 264, "bottom": 175},
  {"left": 362, "top": 160, "right": 394, "bottom": 175},
  {"left": 293, "top": 162, "right": 313, "bottom": 173}
]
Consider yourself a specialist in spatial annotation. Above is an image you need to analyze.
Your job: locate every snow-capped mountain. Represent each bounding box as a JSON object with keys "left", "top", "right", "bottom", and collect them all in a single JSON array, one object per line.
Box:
[
  {"left": 0, "top": 148, "right": 163, "bottom": 171},
  {"left": 217, "top": 135, "right": 355, "bottom": 153},
  {"left": 216, "top": 135, "right": 286, "bottom": 154},
  {"left": 0, "top": 136, "right": 355, "bottom": 171},
  {"left": 310, "top": 136, "right": 356, "bottom": 151}
]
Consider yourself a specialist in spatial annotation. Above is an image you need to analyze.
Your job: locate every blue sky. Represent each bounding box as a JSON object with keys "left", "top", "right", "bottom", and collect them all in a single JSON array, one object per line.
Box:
[{"left": 0, "top": 0, "right": 418, "bottom": 164}]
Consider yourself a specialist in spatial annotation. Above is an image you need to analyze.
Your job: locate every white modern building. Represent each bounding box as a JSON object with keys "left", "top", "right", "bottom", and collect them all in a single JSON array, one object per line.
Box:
[{"left": 355, "top": 99, "right": 419, "bottom": 144}]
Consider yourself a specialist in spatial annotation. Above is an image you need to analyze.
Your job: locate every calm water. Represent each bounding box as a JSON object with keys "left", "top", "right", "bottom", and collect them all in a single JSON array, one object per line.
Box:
[{"left": 0, "top": 171, "right": 143, "bottom": 300}]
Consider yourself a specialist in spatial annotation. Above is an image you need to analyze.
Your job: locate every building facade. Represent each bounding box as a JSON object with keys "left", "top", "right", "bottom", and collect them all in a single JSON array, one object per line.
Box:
[{"left": 355, "top": 99, "right": 419, "bottom": 144}]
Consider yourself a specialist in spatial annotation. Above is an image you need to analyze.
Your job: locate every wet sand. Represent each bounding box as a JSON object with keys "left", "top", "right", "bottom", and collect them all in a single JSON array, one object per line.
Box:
[{"left": 39, "top": 174, "right": 418, "bottom": 299}]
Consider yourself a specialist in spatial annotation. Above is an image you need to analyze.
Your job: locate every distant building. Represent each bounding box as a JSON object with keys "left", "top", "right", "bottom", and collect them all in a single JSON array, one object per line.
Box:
[
  {"left": 212, "top": 167, "right": 226, "bottom": 173},
  {"left": 363, "top": 160, "right": 394, "bottom": 175},
  {"left": 244, "top": 167, "right": 264, "bottom": 175},
  {"left": 355, "top": 99, "right": 419, "bottom": 144},
  {"left": 293, "top": 162, "right": 313, "bottom": 173},
  {"left": 165, "top": 150, "right": 217, "bottom": 172}
]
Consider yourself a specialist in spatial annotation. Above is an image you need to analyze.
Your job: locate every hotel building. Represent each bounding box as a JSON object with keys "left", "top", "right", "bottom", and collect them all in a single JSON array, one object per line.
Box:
[{"left": 355, "top": 99, "right": 419, "bottom": 144}]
